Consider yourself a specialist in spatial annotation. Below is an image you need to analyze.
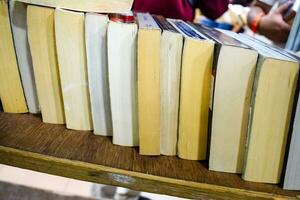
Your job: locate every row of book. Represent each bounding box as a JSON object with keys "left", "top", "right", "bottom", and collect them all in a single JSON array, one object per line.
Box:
[{"left": 0, "top": 0, "right": 300, "bottom": 190}]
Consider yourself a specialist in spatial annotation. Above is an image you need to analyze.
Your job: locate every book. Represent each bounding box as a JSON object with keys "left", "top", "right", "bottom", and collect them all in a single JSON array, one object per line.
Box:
[
  {"left": 137, "top": 13, "right": 161, "bottom": 155},
  {"left": 284, "top": 73, "right": 300, "bottom": 190},
  {"left": 193, "top": 25, "right": 258, "bottom": 173},
  {"left": 168, "top": 19, "right": 214, "bottom": 160},
  {"left": 0, "top": 0, "right": 27, "bottom": 113},
  {"left": 16, "top": 0, "right": 133, "bottom": 13},
  {"left": 107, "top": 14, "right": 138, "bottom": 146},
  {"left": 27, "top": 5, "right": 65, "bottom": 124},
  {"left": 226, "top": 32, "right": 299, "bottom": 184},
  {"left": 286, "top": 10, "right": 300, "bottom": 52},
  {"left": 85, "top": 13, "right": 112, "bottom": 136},
  {"left": 153, "top": 16, "right": 183, "bottom": 156},
  {"left": 9, "top": 0, "right": 39, "bottom": 114},
  {"left": 55, "top": 9, "right": 92, "bottom": 130}
]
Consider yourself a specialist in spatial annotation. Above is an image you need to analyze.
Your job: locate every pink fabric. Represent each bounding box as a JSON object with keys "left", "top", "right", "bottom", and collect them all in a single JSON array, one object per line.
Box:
[
  {"left": 133, "top": 0, "right": 194, "bottom": 21},
  {"left": 133, "top": 0, "right": 229, "bottom": 21}
]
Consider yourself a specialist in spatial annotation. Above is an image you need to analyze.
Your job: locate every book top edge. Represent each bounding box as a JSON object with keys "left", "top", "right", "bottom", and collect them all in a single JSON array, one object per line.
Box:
[
  {"left": 136, "top": 12, "right": 160, "bottom": 30},
  {"left": 192, "top": 24, "right": 251, "bottom": 49},
  {"left": 167, "top": 19, "right": 210, "bottom": 41}
]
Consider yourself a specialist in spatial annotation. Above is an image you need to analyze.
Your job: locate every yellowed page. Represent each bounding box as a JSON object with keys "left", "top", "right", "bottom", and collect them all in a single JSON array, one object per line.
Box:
[{"left": 0, "top": 0, "right": 27, "bottom": 113}]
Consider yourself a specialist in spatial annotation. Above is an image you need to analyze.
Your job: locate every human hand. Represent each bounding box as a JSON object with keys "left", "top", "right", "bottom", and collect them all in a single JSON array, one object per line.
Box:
[{"left": 258, "top": 2, "right": 292, "bottom": 43}]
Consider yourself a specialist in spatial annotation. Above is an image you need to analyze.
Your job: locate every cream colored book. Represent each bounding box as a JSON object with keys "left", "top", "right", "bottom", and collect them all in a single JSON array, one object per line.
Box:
[
  {"left": 193, "top": 25, "right": 258, "bottom": 173},
  {"left": 17, "top": 0, "right": 133, "bottom": 13},
  {"left": 0, "top": 0, "right": 27, "bottom": 113},
  {"left": 137, "top": 13, "right": 161, "bottom": 155},
  {"left": 168, "top": 19, "right": 214, "bottom": 160},
  {"left": 85, "top": 13, "right": 112, "bottom": 136},
  {"left": 55, "top": 9, "right": 92, "bottom": 130},
  {"left": 153, "top": 16, "right": 183, "bottom": 156},
  {"left": 230, "top": 33, "right": 299, "bottom": 184},
  {"left": 107, "top": 18, "right": 138, "bottom": 146},
  {"left": 27, "top": 5, "right": 65, "bottom": 124},
  {"left": 9, "top": 0, "right": 39, "bottom": 113}
]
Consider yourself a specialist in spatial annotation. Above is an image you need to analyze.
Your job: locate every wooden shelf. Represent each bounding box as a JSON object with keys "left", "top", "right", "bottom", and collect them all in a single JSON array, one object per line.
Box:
[{"left": 0, "top": 113, "right": 299, "bottom": 199}]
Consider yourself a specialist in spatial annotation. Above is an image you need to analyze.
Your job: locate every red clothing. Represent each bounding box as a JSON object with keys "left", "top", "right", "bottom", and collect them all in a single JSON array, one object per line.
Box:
[{"left": 133, "top": 0, "right": 229, "bottom": 21}]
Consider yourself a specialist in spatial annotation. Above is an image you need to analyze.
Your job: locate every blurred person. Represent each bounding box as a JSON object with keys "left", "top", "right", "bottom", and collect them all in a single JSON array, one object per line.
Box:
[
  {"left": 247, "top": 0, "right": 300, "bottom": 43},
  {"left": 133, "top": 0, "right": 230, "bottom": 21}
]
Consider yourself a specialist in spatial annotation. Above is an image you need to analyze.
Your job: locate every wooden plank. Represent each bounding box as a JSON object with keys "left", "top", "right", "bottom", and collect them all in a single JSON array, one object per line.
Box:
[
  {"left": 0, "top": 113, "right": 299, "bottom": 199},
  {"left": 0, "top": 146, "right": 297, "bottom": 200}
]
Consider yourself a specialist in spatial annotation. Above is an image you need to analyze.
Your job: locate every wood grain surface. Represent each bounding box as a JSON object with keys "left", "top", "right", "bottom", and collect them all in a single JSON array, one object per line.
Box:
[{"left": 0, "top": 113, "right": 299, "bottom": 199}]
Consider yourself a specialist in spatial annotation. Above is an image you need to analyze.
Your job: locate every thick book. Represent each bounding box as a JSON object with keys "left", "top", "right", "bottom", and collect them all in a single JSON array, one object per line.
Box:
[
  {"left": 137, "top": 13, "right": 161, "bottom": 155},
  {"left": 153, "top": 16, "right": 183, "bottom": 156},
  {"left": 55, "top": 9, "right": 92, "bottom": 130},
  {"left": 168, "top": 19, "right": 214, "bottom": 160},
  {"left": 194, "top": 25, "right": 258, "bottom": 173},
  {"left": 27, "top": 5, "right": 65, "bottom": 124},
  {"left": 0, "top": 0, "right": 27, "bottom": 113},
  {"left": 9, "top": 0, "right": 39, "bottom": 114},
  {"left": 286, "top": 10, "right": 300, "bottom": 52},
  {"left": 85, "top": 13, "right": 112, "bottom": 136},
  {"left": 16, "top": 0, "right": 133, "bottom": 13},
  {"left": 284, "top": 84, "right": 300, "bottom": 190},
  {"left": 107, "top": 15, "right": 138, "bottom": 146},
  {"left": 226, "top": 32, "right": 299, "bottom": 184},
  {"left": 283, "top": 55, "right": 300, "bottom": 190}
]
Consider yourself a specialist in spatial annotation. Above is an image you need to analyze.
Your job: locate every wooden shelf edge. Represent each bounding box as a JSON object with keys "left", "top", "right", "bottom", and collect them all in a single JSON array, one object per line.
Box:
[{"left": 0, "top": 145, "right": 297, "bottom": 200}]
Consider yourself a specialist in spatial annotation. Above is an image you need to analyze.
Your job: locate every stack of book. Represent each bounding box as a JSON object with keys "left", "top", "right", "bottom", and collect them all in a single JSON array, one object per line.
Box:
[{"left": 1, "top": 0, "right": 300, "bottom": 190}]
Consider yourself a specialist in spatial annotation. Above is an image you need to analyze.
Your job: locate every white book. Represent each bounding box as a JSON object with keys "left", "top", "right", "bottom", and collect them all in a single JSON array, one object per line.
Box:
[
  {"left": 85, "top": 13, "right": 112, "bottom": 136},
  {"left": 284, "top": 91, "right": 300, "bottom": 190},
  {"left": 9, "top": 0, "right": 39, "bottom": 113},
  {"left": 107, "top": 20, "right": 138, "bottom": 146},
  {"left": 153, "top": 16, "right": 183, "bottom": 156},
  {"left": 55, "top": 9, "right": 92, "bottom": 130}
]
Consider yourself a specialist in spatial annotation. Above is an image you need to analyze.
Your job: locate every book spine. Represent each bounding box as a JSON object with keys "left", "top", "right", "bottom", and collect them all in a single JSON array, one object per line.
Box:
[
  {"left": 137, "top": 13, "right": 161, "bottom": 155},
  {"left": 0, "top": 0, "right": 28, "bottom": 113},
  {"left": 85, "top": 14, "right": 112, "bottom": 136},
  {"left": 55, "top": 9, "right": 92, "bottom": 130},
  {"left": 27, "top": 5, "right": 65, "bottom": 124},
  {"left": 9, "top": 1, "right": 40, "bottom": 113},
  {"left": 107, "top": 21, "right": 139, "bottom": 146},
  {"left": 136, "top": 12, "right": 160, "bottom": 29},
  {"left": 152, "top": 15, "right": 178, "bottom": 33}
]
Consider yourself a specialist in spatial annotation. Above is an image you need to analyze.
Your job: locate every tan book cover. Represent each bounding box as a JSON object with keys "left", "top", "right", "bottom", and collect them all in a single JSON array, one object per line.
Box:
[
  {"left": 0, "top": 0, "right": 27, "bottom": 113},
  {"left": 27, "top": 5, "right": 65, "bottom": 124},
  {"left": 55, "top": 8, "right": 92, "bottom": 130},
  {"left": 193, "top": 25, "right": 258, "bottom": 173},
  {"left": 168, "top": 19, "right": 214, "bottom": 160},
  {"left": 230, "top": 33, "right": 299, "bottom": 184},
  {"left": 137, "top": 13, "right": 161, "bottom": 155}
]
